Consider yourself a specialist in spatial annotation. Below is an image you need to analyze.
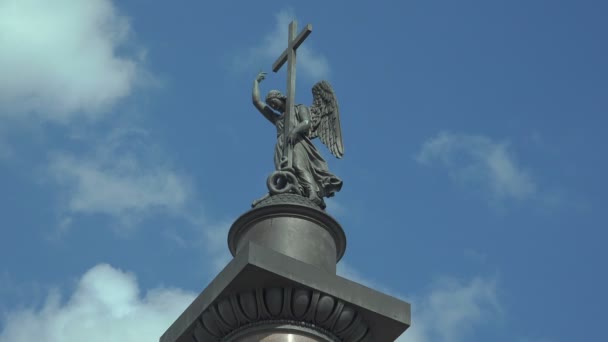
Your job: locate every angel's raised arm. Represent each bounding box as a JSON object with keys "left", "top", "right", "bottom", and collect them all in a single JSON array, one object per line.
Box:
[{"left": 252, "top": 72, "right": 278, "bottom": 125}]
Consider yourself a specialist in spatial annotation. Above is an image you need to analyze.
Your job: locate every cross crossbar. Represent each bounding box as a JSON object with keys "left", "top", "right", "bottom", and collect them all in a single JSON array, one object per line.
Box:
[{"left": 272, "top": 23, "right": 313, "bottom": 72}]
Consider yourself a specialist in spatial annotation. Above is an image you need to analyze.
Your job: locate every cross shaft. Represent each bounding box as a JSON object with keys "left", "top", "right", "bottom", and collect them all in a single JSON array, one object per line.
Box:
[{"left": 272, "top": 21, "right": 312, "bottom": 170}]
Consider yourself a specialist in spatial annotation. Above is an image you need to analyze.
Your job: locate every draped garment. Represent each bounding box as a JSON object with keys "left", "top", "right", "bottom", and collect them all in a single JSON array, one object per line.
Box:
[{"left": 274, "top": 104, "right": 342, "bottom": 198}]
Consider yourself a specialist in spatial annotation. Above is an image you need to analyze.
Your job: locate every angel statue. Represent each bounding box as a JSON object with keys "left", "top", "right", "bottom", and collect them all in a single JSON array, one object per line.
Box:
[{"left": 252, "top": 71, "right": 344, "bottom": 209}]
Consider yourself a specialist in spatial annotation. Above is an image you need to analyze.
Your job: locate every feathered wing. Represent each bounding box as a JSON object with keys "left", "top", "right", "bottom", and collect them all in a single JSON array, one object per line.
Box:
[{"left": 309, "top": 80, "right": 344, "bottom": 158}]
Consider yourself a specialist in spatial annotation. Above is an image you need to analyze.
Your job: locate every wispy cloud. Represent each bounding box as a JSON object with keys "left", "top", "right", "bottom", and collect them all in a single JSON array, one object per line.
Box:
[
  {"left": 41, "top": 124, "right": 238, "bottom": 281},
  {"left": 0, "top": 262, "right": 500, "bottom": 342},
  {"left": 403, "top": 276, "right": 501, "bottom": 342},
  {"left": 338, "top": 262, "right": 503, "bottom": 342},
  {"left": 0, "top": 258, "right": 501, "bottom": 342},
  {"left": 202, "top": 222, "right": 232, "bottom": 273},
  {"left": 338, "top": 261, "right": 386, "bottom": 291},
  {"left": 416, "top": 131, "right": 537, "bottom": 201},
  {"left": 48, "top": 128, "right": 191, "bottom": 230},
  {"left": 339, "top": 263, "right": 501, "bottom": 342},
  {"left": 325, "top": 197, "right": 346, "bottom": 217},
  {"left": 0, "top": 0, "right": 146, "bottom": 122},
  {"left": 46, "top": 127, "right": 234, "bottom": 276},
  {"left": 0, "top": 264, "right": 195, "bottom": 342},
  {"left": 233, "top": 9, "right": 330, "bottom": 80}
]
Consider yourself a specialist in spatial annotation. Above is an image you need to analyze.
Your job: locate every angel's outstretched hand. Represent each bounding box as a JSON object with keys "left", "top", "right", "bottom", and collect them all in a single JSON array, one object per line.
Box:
[{"left": 255, "top": 72, "right": 267, "bottom": 83}]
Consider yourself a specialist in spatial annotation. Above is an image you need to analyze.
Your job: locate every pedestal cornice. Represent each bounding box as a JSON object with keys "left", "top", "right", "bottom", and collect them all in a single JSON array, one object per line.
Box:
[{"left": 159, "top": 243, "right": 410, "bottom": 342}]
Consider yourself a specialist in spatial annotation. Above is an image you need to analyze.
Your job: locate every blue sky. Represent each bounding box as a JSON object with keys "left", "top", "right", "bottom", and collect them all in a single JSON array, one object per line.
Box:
[{"left": 0, "top": 0, "right": 606, "bottom": 341}]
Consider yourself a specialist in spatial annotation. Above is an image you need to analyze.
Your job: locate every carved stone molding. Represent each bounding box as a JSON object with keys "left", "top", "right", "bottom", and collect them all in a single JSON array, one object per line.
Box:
[
  {"left": 253, "top": 193, "right": 322, "bottom": 210},
  {"left": 193, "top": 287, "right": 371, "bottom": 342}
]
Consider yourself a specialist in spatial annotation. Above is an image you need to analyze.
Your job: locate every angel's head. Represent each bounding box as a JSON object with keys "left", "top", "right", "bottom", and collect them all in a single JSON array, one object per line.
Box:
[{"left": 266, "top": 90, "right": 286, "bottom": 112}]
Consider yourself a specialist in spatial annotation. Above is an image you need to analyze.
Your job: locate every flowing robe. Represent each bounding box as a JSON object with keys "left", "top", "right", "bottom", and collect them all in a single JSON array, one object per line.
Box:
[{"left": 274, "top": 104, "right": 342, "bottom": 198}]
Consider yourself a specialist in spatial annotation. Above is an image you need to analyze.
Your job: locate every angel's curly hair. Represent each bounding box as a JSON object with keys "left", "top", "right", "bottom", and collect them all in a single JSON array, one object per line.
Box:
[{"left": 265, "top": 90, "right": 286, "bottom": 103}]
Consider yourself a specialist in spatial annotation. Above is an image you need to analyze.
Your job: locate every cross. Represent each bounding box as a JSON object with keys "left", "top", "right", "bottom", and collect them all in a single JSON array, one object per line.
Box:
[{"left": 272, "top": 20, "right": 312, "bottom": 170}]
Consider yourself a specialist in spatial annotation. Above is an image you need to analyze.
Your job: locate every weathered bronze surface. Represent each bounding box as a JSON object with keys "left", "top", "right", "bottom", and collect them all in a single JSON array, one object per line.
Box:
[
  {"left": 251, "top": 21, "right": 344, "bottom": 209},
  {"left": 229, "top": 194, "right": 346, "bottom": 273}
]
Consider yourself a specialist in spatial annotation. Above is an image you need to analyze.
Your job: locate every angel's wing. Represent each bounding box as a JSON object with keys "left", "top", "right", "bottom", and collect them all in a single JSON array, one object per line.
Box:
[{"left": 309, "top": 80, "right": 344, "bottom": 159}]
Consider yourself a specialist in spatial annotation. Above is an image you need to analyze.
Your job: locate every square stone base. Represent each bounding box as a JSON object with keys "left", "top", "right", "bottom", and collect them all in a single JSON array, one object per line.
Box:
[{"left": 160, "top": 243, "right": 410, "bottom": 342}]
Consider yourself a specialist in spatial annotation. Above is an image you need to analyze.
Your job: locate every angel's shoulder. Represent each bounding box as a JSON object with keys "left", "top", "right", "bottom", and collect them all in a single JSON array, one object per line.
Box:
[{"left": 294, "top": 104, "right": 310, "bottom": 118}]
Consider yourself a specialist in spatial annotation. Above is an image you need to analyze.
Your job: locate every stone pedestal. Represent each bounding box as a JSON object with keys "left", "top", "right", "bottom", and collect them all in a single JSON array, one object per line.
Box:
[
  {"left": 160, "top": 194, "right": 410, "bottom": 342},
  {"left": 228, "top": 195, "right": 346, "bottom": 273}
]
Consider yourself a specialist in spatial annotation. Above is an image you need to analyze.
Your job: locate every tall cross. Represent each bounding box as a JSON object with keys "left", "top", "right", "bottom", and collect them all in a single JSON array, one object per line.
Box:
[{"left": 272, "top": 20, "right": 312, "bottom": 170}]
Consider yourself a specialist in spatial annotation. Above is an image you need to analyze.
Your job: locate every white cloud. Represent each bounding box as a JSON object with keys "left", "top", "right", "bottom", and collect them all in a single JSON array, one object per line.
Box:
[
  {"left": 416, "top": 131, "right": 537, "bottom": 201},
  {"left": 0, "top": 264, "right": 500, "bottom": 342},
  {"left": 0, "top": 264, "right": 195, "bottom": 342},
  {"left": 48, "top": 128, "right": 191, "bottom": 228},
  {"left": 338, "top": 261, "right": 385, "bottom": 290},
  {"left": 234, "top": 9, "right": 330, "bottom": 80},
  {"left": 403, "top": 276, "right": 501, "bottom": 342},
  {"left": 325, "top": 197, "right": 346, "bottom": 217},
  {"left": 0, "top": 0, "right": 143, "bottom": 122},
  {"left": 203, "top": 222, "right": 232, "bottom": 273},
  {"left": 338, "top": 264, "right": 500, "bottom": 342}
]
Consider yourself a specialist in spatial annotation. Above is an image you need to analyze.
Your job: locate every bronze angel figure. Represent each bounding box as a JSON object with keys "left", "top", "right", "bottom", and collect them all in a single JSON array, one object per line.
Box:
[{"left": 252, "top": 71, "right": 343, "bottom": 208}]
